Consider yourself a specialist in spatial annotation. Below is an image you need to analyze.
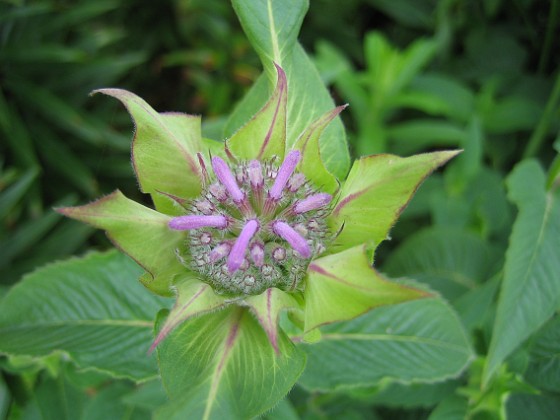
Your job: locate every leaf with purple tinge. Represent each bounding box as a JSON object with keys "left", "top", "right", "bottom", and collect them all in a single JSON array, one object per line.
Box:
[
  {"left": 294, "top": 105, "right": 346, "bottom": 194},
  {"left": 156, "top": 306, "right": 306, "bottom": 420},
  {"left": 57, "top": 190, "right": 185, "bottom": 296},
  {"left": 92, "top": 89, "right": 203, "bottom": 215},
  {"left": 304, "top": 245, "right": 429, "bottom": 333},
  {"left": 329, "top": 150, "right": 461, "bottom": 254},
  {"left": 226, "top": 64, "right": 287, "bottom": 162},
  {"left": 242, "top": 288, "right": 300, "bottom": 353},
  {"left": 150, "top": 276, "right": 231, "bottom": 353}
]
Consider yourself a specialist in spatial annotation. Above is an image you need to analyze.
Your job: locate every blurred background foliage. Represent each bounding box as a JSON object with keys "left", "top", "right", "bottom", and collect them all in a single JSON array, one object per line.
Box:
[{"left": 1, "top": 0, "right": 559, "bottom": 418}]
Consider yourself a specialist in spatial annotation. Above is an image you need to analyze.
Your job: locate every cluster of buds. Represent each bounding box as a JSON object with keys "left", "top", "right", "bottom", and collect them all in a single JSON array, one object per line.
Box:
[{"left": 169, "top": 151, "right": 332, "bottom": 295}]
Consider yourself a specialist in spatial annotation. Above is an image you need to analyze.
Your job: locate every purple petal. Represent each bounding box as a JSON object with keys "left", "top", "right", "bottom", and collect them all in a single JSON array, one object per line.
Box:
[
  {"left": 293, "top": 193, "right": 332, "bottom": 214},
  {"left": 211, "top": 156, "right": 244, "bottom": 202},
  {"left": 271, "top": 220, "right": 311, "bottom": 258},
  {"left": 268, "top": 150, "right": 301, "bottom": 200},
  {"left": 227, "top": 219, "right": 259, "bottom": 273},
  {"left": 169, "top": 215, "right": 228, "bottom": 230}
]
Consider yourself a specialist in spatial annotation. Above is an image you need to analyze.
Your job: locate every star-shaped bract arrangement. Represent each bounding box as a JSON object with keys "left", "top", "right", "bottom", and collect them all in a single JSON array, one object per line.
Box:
[{"left": 59, "top": 65, "right": 459, "bottom": 355}]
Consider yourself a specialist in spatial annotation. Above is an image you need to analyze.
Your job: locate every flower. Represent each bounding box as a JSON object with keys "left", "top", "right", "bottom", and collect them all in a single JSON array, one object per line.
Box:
[{"left": 58, "top": 65, "right": 459, "bottom": 353}]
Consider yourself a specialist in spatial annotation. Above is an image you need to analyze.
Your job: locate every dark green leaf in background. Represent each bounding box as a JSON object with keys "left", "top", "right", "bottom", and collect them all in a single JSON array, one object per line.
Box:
[
  {"left": 485, "top": 160, "right": 560, "bottom": 383},
  {"left": 156, "top": 306, "right": 306, "bottom": 420},
  {"left": 299, "top": 296, "right": 473, "bottom": 390},
  {"left": 0, "top": 251, "right": 169, "bottom": 382}
]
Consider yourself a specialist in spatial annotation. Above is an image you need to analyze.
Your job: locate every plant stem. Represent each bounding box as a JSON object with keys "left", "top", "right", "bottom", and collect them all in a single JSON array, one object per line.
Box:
[
  {"left": 523, "top": 71, "right": 560, "bottom": 159},
  {"left": 538, "top": 0, "right": 559, "bottom": 74}
]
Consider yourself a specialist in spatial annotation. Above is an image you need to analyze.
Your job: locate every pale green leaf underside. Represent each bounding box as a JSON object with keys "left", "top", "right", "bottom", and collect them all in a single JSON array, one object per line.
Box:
[
  {"left": 228, "top": 0, "right": 349, "bottom": 179},
  {"left": 58, "top": 190, "right": 186, "bottom": 296},
  {"left": 232, "top": 0, "right": 308, "bottom": 78},
  {"left": 0, "top": 251, "right": 169, "bottom": 381},
  {"left": 304, "top": 245, "right": 429, "bottom": 332},
  {"left": 299, "top": 297, "right": 473, "bottom": 391},
  {"left": 151, "top": 277, "right": 230, "bottom": 351},
  {"left": 329, "top": 150, "right": 460, "bottom": 253},
  {"left": 156, "top": 306, "right": 306, "bottom": 420},
  {"left": 93, "top": 89, "right": 202, "bottom": 214},
  {"left": 226, "top": 64, "right": 287, "bottom": 161},
  {"left": 484, "top": 160, "right": 560, "bottom": 383}
]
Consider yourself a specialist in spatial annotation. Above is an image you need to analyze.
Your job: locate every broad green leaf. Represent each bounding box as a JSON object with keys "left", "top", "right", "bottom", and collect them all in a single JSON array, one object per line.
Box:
[
  {"left": 347, "top": 379, "right": 460, "bottom": 409},
  {"left": 156, "top": 306, "right": 306, "bottom": 420},
  {"left": 58, "top": 190, "right": 186, "bottom": 296},
  {"left": 329, "top": 150, "right": 460, "bottom": 253},
  {"left": 150, "top": 277, "right": 230, "bottom": 352},
  {"left": 226, "top": 64, "right": 287, "bottom": 161},
  {"left": 0, "top": 375, "right": 9, "bottom": 420},
  {"left": 299, "top": 297, "right": 473, "bottom": 390},
  {"left": 22, "top": 375, "right": 87, "bottom": 420},
  {"left": 82, "top": 382, "right": 150, "bottom": 420},
  {"left": 409, "top": 73, "right": 475, "bottom": 122},
  {"left": 429, "top": 395, "right": 468, "bottom": 420},
  {"left": 232, "top": 0, "right": 308, "bottom": 78},
  {"left": 227, "top": 0, "right": 350, "bottom": 179},
  {"left": 285, "top": 45, "right": 349, "bottom": 179},
  {"left": 484, "top": 160, "right": 560, "bottom": 383},
  {"left": 524, "top": 316, "right": 560, "bottom": 392},
  {"left": 293, "top": 106, "right": 344, "bottom": 193},
  {"left": 303, "top": 245, "right": 429, "bottom": 333},
  {"left": 383, "top": 227, "right": 495, "bottom": 300},
  {"left": 388, "top": 119, "right": 466, "bottom": 155},
  {"left": 93, "top": 89, "right": 203, "bottom": 214},
  {"left": 242, "top": 288, "right": 299, "bottom": 352},
  {"left": 0, "top": 251, "right": 169, "bottom": 381},
  {"left": 505, "top": 394, "right": 560, "bottom": 420}
]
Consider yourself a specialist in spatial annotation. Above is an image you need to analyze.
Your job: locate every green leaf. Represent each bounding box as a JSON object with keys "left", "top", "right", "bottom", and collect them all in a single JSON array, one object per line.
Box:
[
  {"left": 242, "top": 287, "right": 299, "bottom": 352},
  {"left": 293, "top": 106, "right": 344, "bottom": 193},
  {"left": 429, "top": 395, "right": 468, "bottom": 420},
  {"left": 303, "top": 245, "right": 429, "bottom": 333},
  {"left": 228, "top": 0, "right": 350, "bottom": 179},
  {"left": 383, "top": 227, "right": 495, "bottom": 301},
  {"left": 484, "top": 160, "right": 560, "bottom": 383},
  {"left": 226, "top": 64, "right": 287, "bottom": 162},
  {"left": 156, "top": 306, "right": 306, "bottom": 420},
  {"left": 57, "top": 190, "right": 186, "bottom": 296},
  {"left": 232, "top": 0, "right": 308, "bottom": 78},
  {"left": 150, "top": 277, "right": 230, "bottom": 352},
  {"left": 0, "top": 251, "right": 169, "bottom": 381},
  {"left": 23, "top": 375, "right": 87, "bottom": 420},
  {"left": 0, "top": 375, "right": 10, "bottom": 420},
  {"left": 93, "top": 89, "right": 203, "bottom": 214},
  {"left": 329, "top": 150, "right": 460, "bottom": 253},
  {"left": 505, "top": 394, "right": 560, "bottom": 420},
  {"left": 298, "top": 297, "right": 473, "bottom": 390},
  {"left": 524, "top": 316, "right": 560, "bottom": 392}
]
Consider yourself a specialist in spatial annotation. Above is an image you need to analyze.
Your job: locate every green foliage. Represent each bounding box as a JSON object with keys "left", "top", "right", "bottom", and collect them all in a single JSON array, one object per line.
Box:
[
  {"left": 0, "top": 251, "right": 169, "bottom": 381},
  {"left": 1, "top": 0, "right": 559, "bottom": 418}
]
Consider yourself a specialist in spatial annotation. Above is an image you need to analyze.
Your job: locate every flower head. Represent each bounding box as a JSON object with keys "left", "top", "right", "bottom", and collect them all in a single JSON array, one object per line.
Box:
[{"left": 58, "top": 65, "right": 459, "bottom": 352}]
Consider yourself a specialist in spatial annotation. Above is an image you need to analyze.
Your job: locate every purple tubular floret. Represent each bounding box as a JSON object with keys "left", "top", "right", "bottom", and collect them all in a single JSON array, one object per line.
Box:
[
  {"left": 271, "top": 220, "right": 311, "bottom": 258},
  {"left": 248, "top": 160, "right": 264, "bottom": 188},
  {"left": 211, "top": 156, "right": 245, "bottom": 202},
  {"left": 268, "top": 150, "right": 301, "bottom": 200},
  {"left": 168, "top": 215, "right": 228, "bottom": 230},
  {"left": 227, "top": 219, "right": 259, "bottom": 273},
  {"left": 294, "top": 193, "right": 332, "bottom": 214}
]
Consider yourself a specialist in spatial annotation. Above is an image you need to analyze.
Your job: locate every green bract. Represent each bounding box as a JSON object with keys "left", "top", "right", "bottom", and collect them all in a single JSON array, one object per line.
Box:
[{"left": 59, "top": 66, "right": 459, "bottom": 419}]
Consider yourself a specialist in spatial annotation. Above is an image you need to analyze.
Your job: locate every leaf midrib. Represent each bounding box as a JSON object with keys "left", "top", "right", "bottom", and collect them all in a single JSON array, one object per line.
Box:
[
  {"left": 321, "top": 332, "right": 471, "bottom": 354},
  {"left": 0, "top": 319, "right": 153, "bottom": 331}
]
